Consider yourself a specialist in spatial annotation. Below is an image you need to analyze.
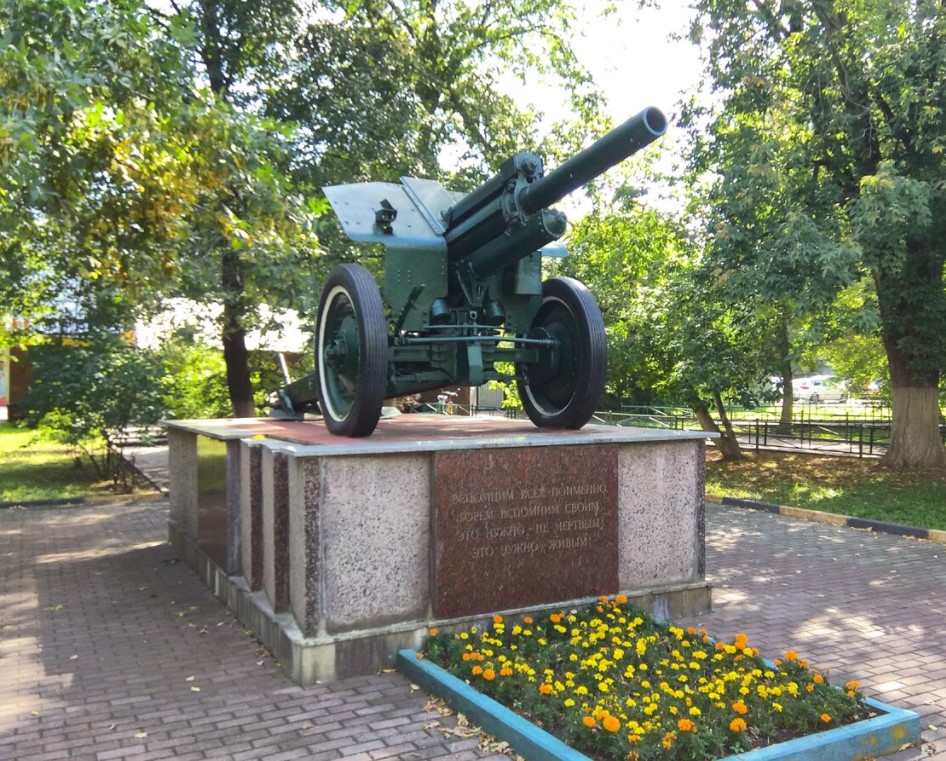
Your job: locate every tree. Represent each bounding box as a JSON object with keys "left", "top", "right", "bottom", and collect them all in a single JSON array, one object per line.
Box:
[
  {"left": 146, "top": 0, "right": 322, "bottom": 417},
  {"left": 23, "top": 334, "right": 167, "bottom": 485},
  {"left": 555, "top": 194, "right": 772, "bottom": 460},
  {"left": 275, "top": 0, "right": 609, "bottom": 188},
  {"left": 1, "top": 0, "right": 321, "bottom": 418},
  {"left": 687, "top": 0, "right": 946, "bottom": 470},
  {"left": 0, "top": 0, "right": 197, "bottom": 336}
]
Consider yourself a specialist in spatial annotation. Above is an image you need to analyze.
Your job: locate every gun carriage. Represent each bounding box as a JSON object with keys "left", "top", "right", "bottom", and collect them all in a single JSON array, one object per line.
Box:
[{"left": 272, "top": 107, "right": 667, "bottom": 436}]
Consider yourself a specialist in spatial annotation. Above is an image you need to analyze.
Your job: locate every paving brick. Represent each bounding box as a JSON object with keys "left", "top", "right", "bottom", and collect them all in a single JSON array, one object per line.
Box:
[{"left": 5, "top": 491, "right": 946, "bottom": 761}]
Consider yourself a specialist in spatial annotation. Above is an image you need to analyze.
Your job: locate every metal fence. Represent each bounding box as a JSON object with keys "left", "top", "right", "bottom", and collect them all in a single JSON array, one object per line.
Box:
[{"left": 422, "top": 401, "right": 946, "bottom": 459}]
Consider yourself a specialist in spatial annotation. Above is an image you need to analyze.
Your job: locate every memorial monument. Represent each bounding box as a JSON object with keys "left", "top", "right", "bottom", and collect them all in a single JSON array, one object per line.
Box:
[{"left": 167, "top": 108, "right": 713, "bottom": 684}]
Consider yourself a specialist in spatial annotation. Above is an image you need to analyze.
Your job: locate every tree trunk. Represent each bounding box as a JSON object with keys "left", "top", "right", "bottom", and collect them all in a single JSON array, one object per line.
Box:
[
  {"left": 198, "top": 0, "right": 255, "bottom": 418},
  {"left": 222, "top": 247, "right": 256, "bottom": 418},
  {"left": 776, "top": 316, "right": 794, "bottom": 434},
  {"left": 884, "top": 385, "right": 946, "bottom": 470},
  {"left": 876, "top": 269, "right": 946, "bottom": 471},
  {"left": 693, "top": 397, "right": 744, "bottom": 461}
]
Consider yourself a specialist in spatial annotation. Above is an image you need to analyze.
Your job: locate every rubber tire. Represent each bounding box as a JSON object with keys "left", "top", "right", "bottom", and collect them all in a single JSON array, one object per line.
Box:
[
  {"left": 517, "top": 277, "right": 606, "bottom": 429},
  {"left": 316, "top": 264, "right": 388, "bottom": 437}
]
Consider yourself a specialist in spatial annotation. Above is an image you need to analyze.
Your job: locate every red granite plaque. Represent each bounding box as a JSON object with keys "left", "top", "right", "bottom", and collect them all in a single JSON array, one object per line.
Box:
[{"left": 433, "top": 445, "right": 618, "bottom": 618}]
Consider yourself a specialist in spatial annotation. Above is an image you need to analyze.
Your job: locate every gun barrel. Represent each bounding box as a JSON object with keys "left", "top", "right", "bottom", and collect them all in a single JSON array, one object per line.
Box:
[{"left": 519, "top": 107, "right": 667, "bottom": 215}]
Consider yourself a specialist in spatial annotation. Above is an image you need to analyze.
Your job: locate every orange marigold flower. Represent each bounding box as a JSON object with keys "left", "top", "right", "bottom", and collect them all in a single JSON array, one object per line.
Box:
[
  {"left": 602, "top": 715, "right": 621, "bottom": 733},
  {"left": 483, "top": 668, "right": 496, "bottom": 681},
  {"left": 471, "top": 665, "right": 483, "bottom": 676},
  {"left": 416, "top": 652, "right": 425, "bottom": 660},
  {"left": 523, "top": 616, "right": 533, "bottom": 625},
  {"left": 785, "top": 650, "right": 798, "bottom": 661},
  {"left": 846, "top": 680, "right": 860, "bottom": 691},
  {"left": 428, "top": 628, "right": 438, "bottom": 636},
  {"left": 734, "top": 632, "right": 748, "bottom": 649},
  {"left": 813, "top": 673, "right": 824, "bottom": 684},
  {"left": 677, "top": 718, "right": 696, "bottom": 732},
  {"left": 582, "top": 716, "right": 596, "bottom": 728},
  {"left": 550, "top": 613, "right": 563, "bottom": 624},
  {"left": 661, "top": 731, "right": 676, "bottom": 749},
  {"left": 821, "top": 713, "right": 832, "bottom": 723},
  {"left": 729, "top": 718, "right": 747, "bottom": 733},
  {"left": 539, "top": 683, "right": 553, "bottom": 695},
  {"left": 732, "top": 701, "right": 748, "bottom": 715},
  {"left": 493, "top": 615, "right": 503, "bottom": 624},
  {"left": 807, "top": 684, "right": 815, "bottom": 692},
  {"left": 616, "top": 594, "right": 628, "bottom": 605},
  {"left": 500, "top": 667, "right": 513, "bottom": 677}
]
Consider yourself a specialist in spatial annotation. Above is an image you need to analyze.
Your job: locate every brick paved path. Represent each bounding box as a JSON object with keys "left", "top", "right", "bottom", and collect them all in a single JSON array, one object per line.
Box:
[
  {"left": 680, "top": 505, "right": 946, "bottom": 760},
  {"left": 2, "top": 499, "right": 944, "bottom": 760},
  {"left": 0, "top": 500, "right": 508, "bottom": 761}
]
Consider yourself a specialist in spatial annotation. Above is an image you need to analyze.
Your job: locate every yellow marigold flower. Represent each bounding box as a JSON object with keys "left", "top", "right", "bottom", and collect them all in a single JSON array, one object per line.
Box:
[
  {"left": 729, "top": 718, "right": 747, "bottom": 732},
  {"left": 846, "top": 680, "right": 860, "bottom": 691},
  {"left": 628, "top": 733, "right": 641, "bottom": 743},
  {"left": 602, "top": 715, "right": 621, "bottom": 733},
  {"left": 677, "top": 718, "right": 696, "bottom": 732},
  {"left": 688, "top": 706, "right": 701, "bottom": 717},
  {"left": 772, "top": 702, "right": 783, "bottom": 712},
  {"left": 582, "top": 715, "right": 596, "bottom": 728},
  {"left": 785, "top": 650, "right": 798, "bottom": 661},
  {"left": 661, "top": 731, "right": 676, "bottom": 749},
  {"left": 733, "top": 701, "right": 748, "bottom": 715},
  {"left": 483, "top": 668, "right": 496, "bottom": 681},
  {"left": 539, "top": 683, "right": 553, "bottom": 695},
  {"left": 821, "top": 713, "right": 832, "bottom": 723}
]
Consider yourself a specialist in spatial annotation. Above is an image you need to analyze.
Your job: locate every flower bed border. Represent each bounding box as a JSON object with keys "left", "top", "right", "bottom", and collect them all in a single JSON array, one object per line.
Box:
[{"left": 398, "top": 649, "right": 920, "bottom": 761}]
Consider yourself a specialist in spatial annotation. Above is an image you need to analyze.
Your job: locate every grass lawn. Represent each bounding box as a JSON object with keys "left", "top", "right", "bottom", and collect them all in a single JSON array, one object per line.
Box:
[
  {"left": 0, "top": 423, "right": 114, "bottom": 504},
  {"left": 705, "top": 450, "right": 946, "bottom": 531}
]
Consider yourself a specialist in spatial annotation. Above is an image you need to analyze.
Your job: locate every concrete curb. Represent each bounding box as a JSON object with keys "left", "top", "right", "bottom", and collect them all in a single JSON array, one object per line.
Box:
[
  {"left": 0, "top": 491, "right": 165, "bottom": 510},
  {"left": 397, "top": 649, "right": 591, "bottom": 761},
  {"left": 705, "top": 493, "right": 946, "bottom": 545},
  {"left": 398, "top": 649, "right": 921, "bottom": 761}
]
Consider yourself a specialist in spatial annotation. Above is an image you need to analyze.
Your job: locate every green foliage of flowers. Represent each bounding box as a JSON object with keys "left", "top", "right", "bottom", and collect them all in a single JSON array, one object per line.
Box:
[{"left": 422, "top": 598, "right": 868, "bottom": 760}]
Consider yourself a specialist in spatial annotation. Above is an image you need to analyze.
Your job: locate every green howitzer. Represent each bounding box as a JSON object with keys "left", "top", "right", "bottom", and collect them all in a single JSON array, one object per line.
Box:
[{"left": 272, "top": 107, "right": 667, "bottom": 436}]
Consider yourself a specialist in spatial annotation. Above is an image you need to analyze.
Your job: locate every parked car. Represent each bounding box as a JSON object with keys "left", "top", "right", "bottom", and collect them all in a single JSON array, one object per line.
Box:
[{"left": 792, "top": 375, "right": 848, "bottom": 403}]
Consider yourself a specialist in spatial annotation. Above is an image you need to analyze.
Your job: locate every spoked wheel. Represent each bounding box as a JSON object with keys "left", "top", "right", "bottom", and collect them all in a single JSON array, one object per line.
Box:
[
  {"left": 316, "top": 264, "right": 388, "bottom": 437},
  {"left": 517, "top": 277, "right": 606, "bottom": 429}
]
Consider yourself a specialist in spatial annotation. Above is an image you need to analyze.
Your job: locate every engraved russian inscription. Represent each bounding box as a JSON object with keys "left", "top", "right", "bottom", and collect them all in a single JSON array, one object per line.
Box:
[{"left": 433, "top": 445, "right": 618, "bottom": 618}]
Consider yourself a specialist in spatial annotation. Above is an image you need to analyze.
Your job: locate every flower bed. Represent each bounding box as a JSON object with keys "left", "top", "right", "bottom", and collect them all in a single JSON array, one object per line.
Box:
[{"left": 410, "top": 597, "right": 917, "bottom": 760}]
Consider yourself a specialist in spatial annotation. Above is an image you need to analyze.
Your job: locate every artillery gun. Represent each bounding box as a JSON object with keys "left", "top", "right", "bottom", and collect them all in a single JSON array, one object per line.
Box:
[{"left": 272, "top": 107, "right": 667, "bottom": 436}]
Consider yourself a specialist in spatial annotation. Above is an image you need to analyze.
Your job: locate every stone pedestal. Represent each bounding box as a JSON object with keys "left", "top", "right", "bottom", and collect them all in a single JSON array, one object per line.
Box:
[{"left": 166, "top": 415, "right": 712, "bottom": 684}]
